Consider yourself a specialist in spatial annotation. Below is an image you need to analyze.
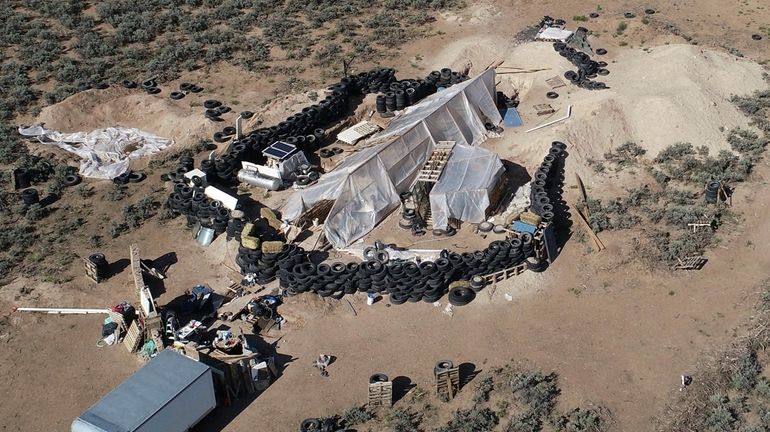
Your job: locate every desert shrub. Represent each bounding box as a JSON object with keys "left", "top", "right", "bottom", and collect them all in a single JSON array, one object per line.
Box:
[
  {"left": 616, "top": 21, "right": 627, "bottom": 34},
  {"left": 24, "top": 204, "right": 48, "bottom": 221},
  {"left": 342, "top": 406, "right": 371, "bottom": 426},
  {"left": 650, "top": 229, "right": 714, "bottom": 263},
  {"left": 655, "top": 142, "right": 695, "bottom": 163},
  {"left": 727, "top": 127, "right": 768, "bottom": 156},
  {"left": 108, "top": 221, "right": 129, "bottom": 238},
  {"left": 0, "top": 224, "right": 35, "bottom": 251},
  {"left": 553, "top": 406, "right": 609, "bottom": 432},
  {"left": 314, "top": 43, "right": 343, "bottom": 67},
  {"left": 663, "top": 205, "right": 707, "bottom": 226},
  {"left": 385, "top": 409, "right": 420, "bottom": 432},
  {"left": 510, "top": 371, "right": 560, "bottom": 418},
  {"left": 436, "top": 407, "right": 499, "bottom": 432},
  {"left": 473, "top": 376, "right": 494, "bottom": 403},
  {"left": 122, "top": 196, "right": 160, "bottom": 228},
  {"left": 603, "top": 142, "right": 646, "bottom": 168},
  {"left": 702, "top": 394, "right": 744, "bottom": 432},
  {"left": 506, "top": 411, "right": 541, "bottom": 432},
  {"left": 732, "top": 348, "right": 761, "bottom": 391},
  {"left": 573, "top": 15, "right": 588, "bottom": 21}
]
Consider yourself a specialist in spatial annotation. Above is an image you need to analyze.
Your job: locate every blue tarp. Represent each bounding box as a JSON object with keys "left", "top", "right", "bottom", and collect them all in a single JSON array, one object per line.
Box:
[
  {"left": 499, "top": 107, "right": 523, "bottom": 127},
  {"left": 511, "top": 220, "right": 537, "bottom": 235}
]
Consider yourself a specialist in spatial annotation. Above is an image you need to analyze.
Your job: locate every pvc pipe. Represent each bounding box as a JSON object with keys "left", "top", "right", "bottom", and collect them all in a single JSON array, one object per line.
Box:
[
  {"left": 13, "top": 307, "right": 111, "bottom": 315},
  {"left": 525, "top": 105, "right": 572, "bottom": 133}
]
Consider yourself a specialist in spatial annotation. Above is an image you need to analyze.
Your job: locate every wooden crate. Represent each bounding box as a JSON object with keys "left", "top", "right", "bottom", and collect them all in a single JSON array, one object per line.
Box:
[
  {"left": 483, "top": 262, "right": 528, "bottom": 285},
  {"left": 124, "top": 320, "right": 144, "bottom": 353},
  {"left": 83, "top": 257, "right": 101, "bottom": 283}
]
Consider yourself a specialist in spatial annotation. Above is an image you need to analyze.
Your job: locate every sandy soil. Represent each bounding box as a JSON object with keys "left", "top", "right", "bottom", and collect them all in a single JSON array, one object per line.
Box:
[{"left": 2, "top": 1, "right": 770, "bottom": 432}]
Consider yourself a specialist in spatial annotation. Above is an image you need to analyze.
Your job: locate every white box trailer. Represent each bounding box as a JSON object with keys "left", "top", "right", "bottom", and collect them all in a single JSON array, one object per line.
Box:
[{"left": 72, "top": 350, "right": 216, "bottom": 432}]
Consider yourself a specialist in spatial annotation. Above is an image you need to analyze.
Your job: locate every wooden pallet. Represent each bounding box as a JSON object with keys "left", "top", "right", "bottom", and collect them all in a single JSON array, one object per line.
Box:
[
  {"left": 368, "top": 381, "right": 393, "bottom": 408},
  {"left": 416, "top": 142, "right": 455, "bottom": 183},
  {"left": 533, "top": 104, "right": 555, "bottom": 116},
  {"left": 436, "top": 367, "right": 460, "bottom": 401},
  {"left": 545, "top": 76, "right": 566, "bottom": 89},
  {"left": 675, "top": 256, "right": 707, "bottom": 270},
  {"left": 124, "top": 319, "right": 144, "bottom": 353},
  {"left": 83, "top": 258, "right": 101, "bottom": 283},
  {"left": 483, "top": 262, "right": 528, "bottom": 284}
]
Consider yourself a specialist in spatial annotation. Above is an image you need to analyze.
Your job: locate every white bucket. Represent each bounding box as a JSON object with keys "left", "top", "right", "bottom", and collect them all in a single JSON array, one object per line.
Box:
[{"left": 366, "top": 293, "right": 376, "bottom": 305}]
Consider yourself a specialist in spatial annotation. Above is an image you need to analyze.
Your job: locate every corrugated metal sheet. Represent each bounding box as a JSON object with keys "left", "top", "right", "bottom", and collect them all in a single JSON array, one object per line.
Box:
[{"left": 72, "top": 350, "right": 213, "bottom": 432}]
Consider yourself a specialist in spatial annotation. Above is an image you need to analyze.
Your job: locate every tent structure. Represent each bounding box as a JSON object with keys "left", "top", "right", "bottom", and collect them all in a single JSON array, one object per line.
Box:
[
  {"left": 429, "top": 144, "right": 504, "bottom": 230},
  {"left": 282, "top": 69, "right": 502, "bottom": 248}
]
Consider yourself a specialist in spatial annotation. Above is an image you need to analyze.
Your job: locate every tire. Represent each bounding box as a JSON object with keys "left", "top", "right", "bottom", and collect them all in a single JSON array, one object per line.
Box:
[
  {"left": 493, "top": 224, "right": 507, "bottom": 234},
  {"left": 128, "top": 172, "right": 146, "bottom": 183},
  {"left": 331, "top": 147, "right": 343, "bottom": 155},
  {"left": 374, "top": 250, "right": 389, "bottom": 264},
  {"left": 190, "top": 85, "right": 204, "bottom": 93},
  {"left": 95, "top": 83, "right": 109, "bottom": 90},
  {"left": 63, "top": 174, "right": 81, "bottom": 187},
  {"left": 448, "top": 286, "right": 476, "bottom": 306},
  {"left": 113, "top": 173, "right": 130, "bottom": 185},
  {"left": 217, "top": 105, "right": 231, "bottom": 114},
  {"left": 598, "top": 69, "right": 610, "bottom": 76},
  {"left": 589, "top": 12, "right": 599, "bottom": 18},
  {"left": 204, "top": 100, "right": 221, "bottom": 109},
  {"left": 363, "top": 246, "right": 377, "bottom": 261},
  {"left": 122, "top": 80, "right": 137, "bottom": 89},
  {"left": 624, "top": 12, "right": 635, "bottom": 18},
  {"left": 752, "top": 34, "right": 763, "bottom": 41},
  {"left": 240, "top": 111, "right": 254, "bottom": 119},
  {"left": 146, "top": 87, "right": 161, "bottom": 94},
  {"left": 369, "top": 373, "right": 389, "bottom": 384},
  {"left": 644, "top": 8, "right": 656, "bottom": 14},
  {"left": 142, "top": 79, "right": 156, "bottom": 89},
  {"left": 300, "top": 418, "right": 320, "bottom": 432},
  {"left": 478, "top": 221, "right": 494, "bottom": 232},
  {"left": 319, "top": 149, "right": 333, "bottom": 158},
  {"left": 213, "top": 132, "right": 229, "bottom": 143},
  {"left": 546, "top": 91, "right": 559, "bottom": 99},
  {"left": 223, "top": 126, "right": 236, "bottom": 136},
  {"left": 170, "top": 91, "right": 185, "bottom": 100},
  {"left": 390, "top": 293, "right": 408, "bottom": 305},
  {"left": 434, "top": 360, "right": 454, "bottom": 375},
  {"left": 595, "top": 48, "right": 608, "bottom": 55}
]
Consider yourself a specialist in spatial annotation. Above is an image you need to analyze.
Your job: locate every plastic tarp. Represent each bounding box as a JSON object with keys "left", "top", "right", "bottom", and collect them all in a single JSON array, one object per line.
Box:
[
  {"left": 429, "top": 144, "right": 504, "bottom": 230},
  {"left": 18, "top": 125, "right": 174, "bottom": 179},
  {"left": 282, "top": 69, "right": 501, "bottom": 248}
]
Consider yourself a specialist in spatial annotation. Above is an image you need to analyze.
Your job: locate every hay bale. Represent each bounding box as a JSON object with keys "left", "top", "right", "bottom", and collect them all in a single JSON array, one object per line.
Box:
[
  {"left": 448, "top": 280, "right": 471, "bottom": 290},
  {"left": 260, "top": 207, "right": 283, "bottom": 231},
  {"left": 241, "top": 223, "right": 254, "bottom": 239},
  {"left": 241, "top": 236, "right": 260, "bottom": 250},
  {"left": 519, "top": 211, "right": 542, "bottom": 226},
  {"left": 261, "top": 240, "right": 285, "bottom": 254}
]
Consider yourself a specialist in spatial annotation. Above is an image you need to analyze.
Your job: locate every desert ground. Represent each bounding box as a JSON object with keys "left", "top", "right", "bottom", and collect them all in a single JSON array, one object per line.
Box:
[{"left": 1, "top": 1, "right": 770, "bottom": 431}]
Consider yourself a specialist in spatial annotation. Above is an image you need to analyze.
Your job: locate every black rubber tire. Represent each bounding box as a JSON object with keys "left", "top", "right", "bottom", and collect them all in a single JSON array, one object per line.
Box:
[
  {"left": 189, "top": 85, "right": 204, "bottom": 93},
  {"left": 299, "top": 418, "right": 320, "bottom": 432},
  {"left": 142, "top": 79, "right": 156, "bottom": 89},
  {"left": 113, "top": 173, "right": 130, "bottom": 185},
  {"left": 624, "top": 12, "right": 635, "bottom": 18},
  {"left": 589, "top": 12, "right": 599, "bottom": 18},
  {"left": 217, "top": 105, "right": 231, "bottom": 114},
  {"left": 222, "top": 126, "right": 236, "bottom": 136},
  {"left": 170, "top": 91, "right": 185, "bottom": 100},
  {"left": 598, "top": 68, "right": 610, "bottom": 76},
  {"left": 179, "top": 83, "right": 194, "bottom": 91},
  {"left": 448, "top": 286, "right": 476, "bottom": 306},
  {"left": 240, "top": 111, "right": 254, "bottom": 119},
  {"left": 213, "top": 132, "right": 229, "bottom": 143},
  {"left": 752, "top": 34, "right": 763, "bottom": 41},
  {"left": 332, "top": 147, "right": 343, "bottom": 155},
  {"left": 122, "top": 80, "right": 137, "bottom": 89},
  {"left": 363, "top": 246, "right": 377, "bottom": 260},
  {"left": 434, "top": 360, "right": 454, "bottom": 375},
  {"left": 644, "top": 8, "right": 656, "bottom": 14},
  {"left": 374, "top": 250, "right": 389, "bottom": 264},
  {"left": 478, "top": 221, "right": 494, "bottom": 232},
  {"left": 319, "top": 149, "right": 333, "bottom": 158},
  {"left": 146, "top": 87, "right": 161, "bottom": 94},
  {"left": 546, "top": 91, "right": 559, "bottom": 99},
  {"left": 390, "top": 293, "right": 408, "bottom": 305},
  {"left": 128, "top": 172, "right": 146, "bottom": 183},
  {"left": 596, "top": 48, "right": 608, "bottom": 55},
  {"left": 204, "top": 100, "right": 221, "bottom": 109},
  {"left": 369, "top": 373, "right": 389, "bottom": 384},
  {"left": 94, "top": 83, "right": 109, "bottom": 90},
  {"left": 63, "top": 173, "right": 81, "bottom": 187}
]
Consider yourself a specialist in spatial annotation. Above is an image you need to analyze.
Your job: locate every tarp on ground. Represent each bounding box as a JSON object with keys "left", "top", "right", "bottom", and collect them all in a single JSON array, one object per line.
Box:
[
  {"left": 282, "top": 69, "right": 501, "bottom": 248},
  {"left": 18, "top": 125, "right": 174, "bottom": 179},
  {"left": 429, "top": 144, "right": 504, "bottom": 230}
]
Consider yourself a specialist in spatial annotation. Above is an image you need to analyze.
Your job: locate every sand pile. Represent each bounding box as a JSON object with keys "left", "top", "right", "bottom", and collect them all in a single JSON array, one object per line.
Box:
[
  {"left": 35, "top": 87, "right": 213, "bottom": 148},
  {"left": 432, "top": 39, "right": 767, "bottom": 172}
]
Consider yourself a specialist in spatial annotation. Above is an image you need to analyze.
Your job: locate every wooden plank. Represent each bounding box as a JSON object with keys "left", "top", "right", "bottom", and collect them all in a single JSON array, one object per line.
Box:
[
  {"left": 573, "top": 206, "right": 606, "bottom": 251},
  {"left": 124, "top": 320, "right": 143, "bottom": 353}
]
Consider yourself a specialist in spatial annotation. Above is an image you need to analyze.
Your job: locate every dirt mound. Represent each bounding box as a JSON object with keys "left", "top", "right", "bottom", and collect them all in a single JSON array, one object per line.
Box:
[
  {"left": 432, "top": 39, "right": 767, "bottom": 172},
  {"left": 35, "top": 87, "right": 214, "bottom": 149}
]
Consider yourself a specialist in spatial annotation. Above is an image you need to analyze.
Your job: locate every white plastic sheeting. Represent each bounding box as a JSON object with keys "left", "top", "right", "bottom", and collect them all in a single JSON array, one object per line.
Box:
[
  {"left": 429, "top": 144, "right": 504, "bottom": 230},
  {"left": 18, "top": 125, "right": 174, "bottom": 179},
  {"left": 282, "top": 69, "right": 501, "bottom": 248}
]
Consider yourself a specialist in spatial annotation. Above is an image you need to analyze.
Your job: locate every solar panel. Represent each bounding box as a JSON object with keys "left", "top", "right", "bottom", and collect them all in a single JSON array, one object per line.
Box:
[{"left": 262, "top": 141, "right": 297, "bottom": 161}]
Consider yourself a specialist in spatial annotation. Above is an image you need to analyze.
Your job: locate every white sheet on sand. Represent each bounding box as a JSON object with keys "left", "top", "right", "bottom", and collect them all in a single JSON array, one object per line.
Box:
[{"left": 18, "top": 125, "right": 174, "bottom": 179}]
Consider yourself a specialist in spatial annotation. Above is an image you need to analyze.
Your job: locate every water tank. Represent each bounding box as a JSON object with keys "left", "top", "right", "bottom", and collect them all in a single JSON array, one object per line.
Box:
[{"left": 237, "top": 169, "right": 282, "bottom": 191}]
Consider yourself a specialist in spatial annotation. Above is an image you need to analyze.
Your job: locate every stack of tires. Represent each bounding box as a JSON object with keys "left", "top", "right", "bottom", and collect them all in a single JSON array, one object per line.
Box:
[
  {"left": 353, "top": 68, "right": 397, "bottom": 94},
  {"left": 553, "top": 42, "right": 609, "bottom": 90},
  {"left": 375, "top": 79, "right": 434, "bottom": 115},
  {"left": 425, "top": 68, "right": 469, "bottom": 90},
  {"left": 165, "top": 174, "right": 231, "bottom": 230},
  {"left": 529, "top": 141, "right": 567, "bottom": 225},
  {"left": 236, "top": 243, "right": 307, "bottom": 286}
]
